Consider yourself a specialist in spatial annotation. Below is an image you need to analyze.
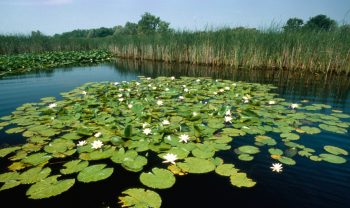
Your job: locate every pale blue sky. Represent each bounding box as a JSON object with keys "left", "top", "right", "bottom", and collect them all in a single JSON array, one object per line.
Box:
[{"left": 0, "top": 0, "right": 349, "bottom": 36}]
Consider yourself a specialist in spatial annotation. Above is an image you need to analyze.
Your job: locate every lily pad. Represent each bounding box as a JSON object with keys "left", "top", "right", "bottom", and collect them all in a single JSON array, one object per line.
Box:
[
  {"left": 319, "top": 154, "right": 346, "bottom": 164},
  {"left": 215, "top": 164, "right": 239, "bottom": 176},
  {"left": 60, "top": 160, "right": 89, "bottom": 175},
  {"left": 140, "top": 168, "right": 175, "bottom": 189},
  {"left": 21, "top": 153, "right": 52, "bottom": 166},
  {"left": 77, "top": 164, "right": 113, "bottom": 183},
  {"left": 238, "top": 146, "right": 260, "bottom": 154},
  {"left": 119, "top": 188, "right": 162, "bottom": 208},
  {"left": 0, "top": 180, "right": 21, "bottom": 191},
  {"left": 177, "top": 157, "right": 216, "bottom": 174},
  {"left": 230, "top": 173, "right": 256, "bottom": 188},
  {"left": 19, "top": 167, "right": 51, "bottom": 184},
  {"left": 278, "top": 156, "right": 296, "bottom": 165},
  {"left": 268, "top": 148, "right": 283, "bottom": 155},
  {"left": 0, "top": 146, "right": 21, "bottom": 157},
  {"left": 324, "top": 146, "right": 348, "bottom": 155}
]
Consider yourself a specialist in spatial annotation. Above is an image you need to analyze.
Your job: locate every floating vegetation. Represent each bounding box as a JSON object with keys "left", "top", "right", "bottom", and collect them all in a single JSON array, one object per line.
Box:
[
  {"left": 0, "top": 76, "right": 349, "bottom": 206},
  {"left": 0, "top": 49, "right": 116, "bottom": 76}
]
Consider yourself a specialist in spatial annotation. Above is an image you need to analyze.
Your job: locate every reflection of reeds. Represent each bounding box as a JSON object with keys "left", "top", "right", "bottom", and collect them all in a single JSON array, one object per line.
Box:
[{"left": 114, "top": 58, "right": 350, "bottom": 108}]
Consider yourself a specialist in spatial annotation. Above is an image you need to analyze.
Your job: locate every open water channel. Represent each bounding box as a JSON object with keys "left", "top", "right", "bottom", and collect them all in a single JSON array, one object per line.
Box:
[{"left": 0, "top": 59, "right": 349, "bottom": 208}]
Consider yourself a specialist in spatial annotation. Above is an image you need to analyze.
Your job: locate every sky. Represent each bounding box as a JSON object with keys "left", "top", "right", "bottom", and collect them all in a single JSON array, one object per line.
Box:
[{"left": 0, "top": 0, "right": 349, "bottom": 36}]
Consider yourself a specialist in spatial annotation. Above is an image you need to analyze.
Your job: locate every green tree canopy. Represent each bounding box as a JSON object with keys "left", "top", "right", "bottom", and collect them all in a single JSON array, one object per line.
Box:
[
  {"left": 283, "top": 18, "right": 304, "bottom": 32},
  {"left": 137, "top": 12, "right": 170, "bottom": 34},
  {"left": 303, "top": 14, "right": 338, "bottom": 31}
]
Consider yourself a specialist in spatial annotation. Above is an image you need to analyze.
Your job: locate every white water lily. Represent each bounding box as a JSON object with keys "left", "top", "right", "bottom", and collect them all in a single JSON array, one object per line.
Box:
[
  {"left": 179, "top": 96, "right": 184, "bottom": 99},
  {"left": 193, "top": 112, "right": 198, "bottom": 116},
  {"left": 136, "top": 82, "right": 140, "bottom": 85},
  {"left": 216, "top": 79, "right": 218, "bottom": 82},
  {"left": 77, "top": 140, "right": 87, "bottom": 146},
  {"left": 269, "top": 100, "right": 276, "bottom": 105},
  {"left": 114, "top": 82, "right": 119, "bottom": 85},
  {"left": 271, "top": 163, "right": 283, "bottom": 172},
  {"left": 171, "top": 76, "right": 175, "bottom": 80},
  {"left": 183, "top": 85, "right": 186, "bottom": 88},
  {"left": 163, "top": 153, "right": 178, "bottom": 165},
  {"left": 152, "top": 87, "right": 157, "bottom": 90},
  {"left": 148, "top": 84, "right": 152, "bottom": 87},
  {"left": 127, "top": 89, "right": 131, "bottom": 92},
  {"left": 225, "top": 87, "right": 230, "bottom": 90},
  {"left": 122, "top": 81, "right": 126, "bottom": 83},
  {"left": 291, "top": 104, "right": 298, "bottom": 109},
  {"left": 82, "top": 91, "right": 87, "bottom": 95},
  {"left": 118, "top": 94, "right": 123, "bottom": 97},
  {"left": 196, "top": 79, "right": 200, "bottom": 82},
  {"left": 94, "top": 132, "right": 101, "bottom": 137},
  {"left": 165, "top": 88, "right": 169, "bottom": 91},
  {"left": 157, "top": 100, "right": 163, "bottom": 105},
  {"left": 119, "top": 88, "right": 124, "bottom": 91},
  {"left": 225, "top": 110, "right": 231, "bottom": 116},
  {"left": 51, "top": 117, "right": 55, "bottom": 120},
  {"left": 225, "top": 116, "right": 233, "bottom": 123},
  {"left": 244, "top": 100, "right": 249, "bottom": 104},
  {"left": 147, "top": 77, "right": 151, "bottom": 80},
  {"left": 220, "top": 89, "right": 224, "bottom": 92},
  {"left": 214, "top": 92, "right": 217, "bottom": 95},
  {"left": 142, "top": 122, "right": 149, "bottom": 128},
  {"left": 91, "top": 140, "right": 103, "bottom": 149},
  {"left": 184, "top": 88, "right": 189, "bottom": 92},
  {"left": 242, "top": 126, "right": 250, "bottom": 129},
  {"left": 49, "top": 103, "right": 57, "bottom": 108},
  {"left": 162, "top": 120, "right": 170, "bottom": 125},
  {"left": 179, "top": 134, "right": 190, "bottom": 143},
  {"left": 243, "top": 96, "right": 248, "bottom": 100},
  {"left": 232, "top": 83, "right": 237, "bottom": 86},
  {"left": 119, "top": 98, "right": 124, "bottom": 102},
  {"left": 128, "top": 104, "right": 133, "bottom": 108},
  {"left": 143, "top": 128, "right": 152, "bottom": 135}
]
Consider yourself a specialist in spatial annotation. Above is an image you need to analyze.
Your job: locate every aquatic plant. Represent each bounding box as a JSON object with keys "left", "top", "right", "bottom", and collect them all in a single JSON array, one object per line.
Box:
[{"left": 0, "top": 76, "right": 349, "bottom": 207}]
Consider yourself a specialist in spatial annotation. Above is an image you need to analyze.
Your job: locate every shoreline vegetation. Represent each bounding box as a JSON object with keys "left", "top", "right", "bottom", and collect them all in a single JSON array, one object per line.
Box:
[{"left": 1, "top": 13, "right": 350, "bottom": 75}]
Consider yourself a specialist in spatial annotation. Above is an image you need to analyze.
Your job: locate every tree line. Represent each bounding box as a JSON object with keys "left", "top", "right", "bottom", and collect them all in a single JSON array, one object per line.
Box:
[{"left": 30, "top": 13, "right": 349, "bottom": 38}]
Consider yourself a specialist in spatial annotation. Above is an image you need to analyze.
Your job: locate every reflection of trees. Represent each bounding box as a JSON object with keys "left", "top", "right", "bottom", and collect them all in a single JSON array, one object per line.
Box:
[{"left": 114, "top": 59, "right": 350, "bottom": 109}]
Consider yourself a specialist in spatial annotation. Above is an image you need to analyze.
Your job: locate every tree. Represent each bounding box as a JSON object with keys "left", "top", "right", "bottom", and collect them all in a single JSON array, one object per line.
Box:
[
  {"left": 87, "top": 29, "right": 97, "bottom": 38},
  {"left": 31, "top": 30, "right": 43, "bottom": 37},
  {"left": 303, "top": 14, "right": 338, "bottom": 31},
  {"left": 113, "top": 25, "right": 130, "bottom": 35},
  {"left": 125, "top": 21, "right": 138, "bottom": 34},
  {"left": 282, "top": 18, "right": 304, "bottom": 32},
  {"left": 157, "top": 21, "right": 171, "bottom": 33},
  {"left": 137, "top": 12, "right": 162, "bottom": 34}
]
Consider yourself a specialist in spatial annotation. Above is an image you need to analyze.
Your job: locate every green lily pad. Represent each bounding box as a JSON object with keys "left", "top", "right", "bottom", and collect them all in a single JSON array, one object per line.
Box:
[
  {"left": 60, "top": 160, "right": 89, "bottom": 175},
  {"left": 19, "top": 167, "right": 51, "bottom": 184},
  {"left": 230, "top": 173, "right": 256, "bottom": 188},
  {"left": 89, "top": 148, "right": 115, "bottom": 160},
  {"left": 300, "top": 126, "right": 321, "bottom": 134},
  {"left": 140, "top": 168, "right": 175, "bottom": 189},
  {"left": 119, "top": 188, "right": 162, "bottom": 208},
  {"left": 177, "top": 157, "right": 216, "bottom": 174},
  {"left": 324, "top": 146, "right": 348, "bottom": 155},
  {"left": 0, "top": 146, "right": 21, "bottom": 157},
  {"left": 278, "top": 156, "right": 296, "bottom": 165},
  {"left": 0, "top": 172, "right": 20, "bottom": 182},
  {"left": 319, "top": 154, "right": 346, "bottom": 164},
  {"left": 0, "top": 180, "right": 21, "bottom": 191},
  {"left": 215, "top": 164, "right": 239, "bottom": 176},
  {"left": 158, "top": 147, "right": 190, "bottom": 160},
  {"left": 26, "top": 175, "right": 75, "bottom": 199},
  {"left": 77, "top": 164, "right": 113, "bottom": 183},
  {"left": 21, "top": 153, "right": 52, "bottom": 166},
  {"left": 268, "top": 148, "right": 283, "bottom": 155},
  {"left": 310, "top": 156, "right": 322, "bottom": 161},
  {"left": 280, "top": 133, "right": 300, "bottom": 140},
  {"left": 238, "top": 145, "right": 260, "bottom": 154},
  {"left": 238, "top": 154, "right": 254, "bottom": 161},
  {"left": 209, "top": 157, "right": 224, "bottom": 166},
  {"left": 192, "top": 144, "right": 215, "bottom": 159}
]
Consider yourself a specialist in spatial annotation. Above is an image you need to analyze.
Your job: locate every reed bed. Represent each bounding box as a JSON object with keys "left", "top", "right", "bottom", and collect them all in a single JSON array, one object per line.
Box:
[{"left": 1, "top": 26, "right": 350, "bottom": 74}]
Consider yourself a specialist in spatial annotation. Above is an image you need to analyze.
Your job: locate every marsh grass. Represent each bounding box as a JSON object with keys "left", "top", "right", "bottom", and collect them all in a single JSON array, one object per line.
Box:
[{"left": 1, "top": 25, "right": 350, "bottom": 74}]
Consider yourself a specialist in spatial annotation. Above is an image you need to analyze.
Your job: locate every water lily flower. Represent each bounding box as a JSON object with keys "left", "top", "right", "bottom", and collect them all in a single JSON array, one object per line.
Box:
[
  {"left": 242, "top": 126, "right": 250, "bottom": 129},
  {"left": 162, "top": 120, "right": 170, "bottom": 125},
  {"left": 77, "top": 140, "right": 87, "bottom": 146},
  {"left": 225, "top": 116, "right": 233, "bottom": 123},
  {"left": 269, "top": 101, "right": 276, "bottom": 105},
  {"left": 153, "top": 87, "right": 157, "bottom": 90},
  {"left": 51, "top": 117, "right": 54, "bottom": 120},
  {"left": 179, "top": 134, "right": 190, "bottom": 143},
  {"left": 91, "top": 140, "right": 103, "bottom": 149},
  {"left": 143, "top": 128, "right": 152, "bottom": 135},
  {"left": 127, "top": 89, "right": 131, "bottom": 92},
  {"left": 94, "top": 132, "right": 101, "bottom": 137},
  {"left": 291, "top": 104, "right": 298, "bottom": 109},
  {"left": 157, "top": 100, "right": 163, "bottom": 106},
  {"left": 243, "top": 96, "right": 248, "bottom": 100},
  {"left": 114, "top": 82, "right": 119, "bottom": 85},
  {"left": 236, "top": 94, "right": 239, "bottom": 97},
  {"left": 119, "top": 98, "right": 124, "bottom": 101},
  {"left": 142, "top": 122, "right": 149, "bottom": 128},
  {"left": 214, "top": 92, "right": 217, "bottom": 95},
  {"left": 244, "top": 100, "right": 249, "bottom": 104},
  {"left": 163, "top": 153, "right": 178, "bottom": 165},
  {"left": 271, "top": 163, "right": 283, "bottom": 172},
  {"left": 128, "top": 104, "right": 133, "bottom": 108},
  {"left": 232, "top": 83, "right": 237, "bottom": 86},
  {"left": 119, "top": 88, "right": 124, "bottom": 91},
  {"left": 220, "top": 89, "right": 224, "bottom": 92},
  {"left": 82, "top": 91, "right": 87, "bottom": 95},
  {"left": 226, "top": 110, "right": 231, "bottom": 116},
  {"left": 184, "top": 88, "right": 189, "bottom": 92},
  {"left": 171, "top": 76, "right": 175, "bottom": 80},
  {"left": 136, "top": 82, "right": 140, "bottom": 85},
  {"left": 179, "top": 96, "right": 184, "bottom": 99},
  {"left": 183, "top": 85, "right": 186, "bottom": 88},
  {"left": 196, "top": 79, "right": 200, "bottom": 82},
  {"left": 49, "top": 103, "right": 57, "bottom": 108},
  {"left": 22, "top": 66, "right": 25, "bottom": 68},
  {"left": 165, "top": 88, "right": 169, "bottom": 91},
  {"left": 118, "top": 94, "right": 123, "bottom": 97},
  {"left": 216, "top": 79, "right": 218, "bottom": 82},
  {"left": 148, "top": 84, "right": 152, "bottom": 87},
  {"left": 122, "top": 81, "right": 126, "bottom": 83},
  {"left": 147, "top": 77, "right": 151, "bottom": 80},
  {"left": 225, "top": 87, "right": 230, "bottom": 90},
  {"left": 193, "top": 112, "right": 198, "bottom": 116}
]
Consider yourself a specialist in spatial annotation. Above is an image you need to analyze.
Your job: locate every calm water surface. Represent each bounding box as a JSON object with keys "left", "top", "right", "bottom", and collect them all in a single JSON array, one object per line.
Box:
[{"left": 0, "top": 59, "right": 349, "bottom": 208}]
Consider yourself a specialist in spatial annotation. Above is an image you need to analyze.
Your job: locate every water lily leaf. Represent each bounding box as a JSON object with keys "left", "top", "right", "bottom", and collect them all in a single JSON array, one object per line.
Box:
[
  {"left": 61, "top": 132, "right": 83, "bottom": 140},
  {"left": 124, "top": 125, "right": 133, "bottom": 138},
  {"left": 19, "top": 167, "right": 51, "bottom": 184},
  {"left": 210, "top": 135, "right": 232, "bottom": 144},
  {"left": 230, "top": 173, "right": 256, "bottom": 188},
  {"left": 278, "top": 156, "right": 296, "bottom": 165},
  {"left": 300, "top": 126, "right": 321, "bottom": 134},
  {"left": 5, "top": 127, "right": 26, "bottom": 134},
  {"left": 44, "top": 139, "right": 75, "bottom": 153},
  {"left": 238, "top": 145, "right": 260, "bottom": 154},
  {"left": 310, "top": 156, "right": 322, "bottom": 161},
  {"left": 330, "top": 113, "right": 350, "bottom": 118},
  {"left": 77, "top": 164, "right": 113, "bottom": 182},
  {"left": 298, "top": 151, "right": 312, "bottom": 157},
  {"left": 177, "top": 157, "right": 216, "bottom": 173},
  {"left": 140, "top": 168, "right": 175, "bottom": 189},
  {"left": 324, "top": 146, "right": 348, "bottom": 155},
  {"left": 238, "top": 154, "right": 254, "bottom": 161},
  {"left": 8, "top": 162, "right": 26, "bottom": 171},
  {"left": 192, "top": 144, "right": 215, "bottom": 159},
  {"left": 158, "top": 147, "right": 189, "bottom": 160},
  {"left": 89, "top": 148, "right": 114, "bottom": 160},
  {"left": 319, "top": 124, "right": 347, "bottom": 134},
  {"left": 167, "top": 164, "right": 187, "bottom": 176},
  {"left": 0, "top": 180, "right": 21, "bottom": 191},
  {"left": 209, "top": 157, "right": 224, "bottom": 166},
  {"left": 0, "top": 172, "right": 20, "bottom": 182},
  {"left": 0, "top": 146, "right": 21, "bottom": 157},
  {"left": 60, "top": 160, "right": 89, "bottom": 175},
  {"left": 215, "top": 164, "right": 239, "bottom": 176},
  {"left": 319, "top": 154, "right": 346, "bottom": 164},
  {"left": 26, "top": 175, "right": 75, "bottom": 199},
  {"left": 21, "top": 153, "right": 52, "bottom": 166},
  {"left": 268, "top": 148, "right": 283, "bottom": 155},
  {"left": 77, "top": 143, "right": 94, "bottom": 153},
  {"left": 128, "top": 140, "right": 150, "bottom": 152},
  {"left": 261, "top": 139, "right": 277, "bottom": 146},
  {"left": 118, "top": 188, "right": 162, "bottom": 208},
  {"left": 280, "top": 133, "right": 300, "bottom": 140},
  {"left": 28, "top": 136, "right": 51, "bottom": 143},
  {"left": 38, "top": 129, "right": 58, "bottom": 137}
]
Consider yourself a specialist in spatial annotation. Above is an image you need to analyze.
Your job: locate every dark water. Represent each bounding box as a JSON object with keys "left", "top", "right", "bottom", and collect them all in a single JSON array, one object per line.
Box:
[{"left": 0, "top": 59, "right": 349, "bottom": 208}]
